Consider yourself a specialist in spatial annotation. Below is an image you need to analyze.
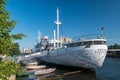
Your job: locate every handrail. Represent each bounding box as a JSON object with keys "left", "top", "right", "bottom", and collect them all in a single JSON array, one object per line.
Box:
[{"left": 72, "top": 34, "right": 106, "bottom": 42}]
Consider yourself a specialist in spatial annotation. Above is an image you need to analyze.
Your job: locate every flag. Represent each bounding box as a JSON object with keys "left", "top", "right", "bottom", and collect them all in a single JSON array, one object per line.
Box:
[{"left": 101, "top": 26, "right": 104, "bottom": 30}]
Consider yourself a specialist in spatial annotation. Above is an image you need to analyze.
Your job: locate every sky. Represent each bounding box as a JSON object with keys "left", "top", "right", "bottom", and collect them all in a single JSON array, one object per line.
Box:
[{"left": 6, "top": 0, "right": 120, "bottom": 50}]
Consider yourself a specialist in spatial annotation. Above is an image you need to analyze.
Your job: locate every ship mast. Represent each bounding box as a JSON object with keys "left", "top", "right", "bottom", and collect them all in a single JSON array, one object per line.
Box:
[
  {"left": 37, "top": 31, "right": 42, "bottom": 43},
  {"left": 54, "top": 30, "right": 56, "bottom": 48},
  {"left": 55, "top": 8, "right": 61, "bottom": 48}
]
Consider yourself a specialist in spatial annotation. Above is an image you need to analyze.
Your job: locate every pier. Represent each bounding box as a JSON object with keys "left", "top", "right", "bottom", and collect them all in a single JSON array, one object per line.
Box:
[{"left": 107, "top": 49, "right": 120, "bottom": 58}]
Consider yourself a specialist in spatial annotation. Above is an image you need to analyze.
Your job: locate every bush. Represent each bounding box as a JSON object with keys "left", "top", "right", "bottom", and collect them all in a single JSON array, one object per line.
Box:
[{"left": 0, "top": 60, "right": 21, "bottom": 80}]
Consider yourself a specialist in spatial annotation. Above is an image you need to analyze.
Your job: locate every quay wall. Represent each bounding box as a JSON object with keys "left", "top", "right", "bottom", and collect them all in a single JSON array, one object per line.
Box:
[{"left": 107, "top": 50, "right": 120, "bottom": 58}]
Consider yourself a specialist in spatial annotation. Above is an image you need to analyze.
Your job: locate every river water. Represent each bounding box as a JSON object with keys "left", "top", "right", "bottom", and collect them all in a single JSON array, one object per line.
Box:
[
  {"left": 18, "top": 58, "right": 120, "bottom": 80},
  {"left": 96, "top": 58, "right": 120, "bottom": 80}
]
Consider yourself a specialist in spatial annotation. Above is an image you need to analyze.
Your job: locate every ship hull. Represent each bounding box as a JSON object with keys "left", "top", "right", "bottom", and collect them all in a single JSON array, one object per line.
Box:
[{"left": 38, "top": 45, "right": 107, "bottom": 69}]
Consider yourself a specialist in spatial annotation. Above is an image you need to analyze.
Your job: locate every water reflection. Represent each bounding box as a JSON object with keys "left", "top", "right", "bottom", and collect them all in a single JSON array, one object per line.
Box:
[
  {"left": 36, "top": 69, "right": 97, "bottom": 80},
  {"left": 61, "top": 70, "right": 97, "bottom": 80}
]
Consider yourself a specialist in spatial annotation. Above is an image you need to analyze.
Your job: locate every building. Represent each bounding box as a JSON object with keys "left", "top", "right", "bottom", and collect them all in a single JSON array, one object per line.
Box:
[{"left": 23, "top": 48, "right": 32, "bottom": 53}]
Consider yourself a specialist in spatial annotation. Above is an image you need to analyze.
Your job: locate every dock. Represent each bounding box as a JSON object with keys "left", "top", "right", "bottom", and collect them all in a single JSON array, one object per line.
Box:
[{"left": 107, "top": 49, "right": 120, "bottom": 58}]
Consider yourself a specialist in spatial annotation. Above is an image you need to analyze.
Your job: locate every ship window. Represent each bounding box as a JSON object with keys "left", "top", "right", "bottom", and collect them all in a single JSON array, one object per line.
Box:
[
  {"left": 102, "top": 41, "right": 106, "bottom": 44},
  {"left": 69, "top": 43, "right": 74, "bottom": 47},
  {"left": 69, "top": 42, "right": 82, "bottom": 47},
  {"left": 94, "top": 41, "right": 106, "bottom": 45},
  {"left": 76, "top": 42, "right": 82, "bottom": 46},
  {"left": 83, "top": 41, "right": 92, "bottom": 45},
  {"left": 94, "top": 41, "right": 102, "bottom": 44},
  {"left": 64, "top": 42, "right": 83, "bottom": 48}
]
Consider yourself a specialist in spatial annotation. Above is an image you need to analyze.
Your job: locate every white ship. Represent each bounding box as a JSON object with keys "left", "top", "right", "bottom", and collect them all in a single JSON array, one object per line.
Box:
[{"left": 35, "top": 8, "right": 108, "bottom": 69}]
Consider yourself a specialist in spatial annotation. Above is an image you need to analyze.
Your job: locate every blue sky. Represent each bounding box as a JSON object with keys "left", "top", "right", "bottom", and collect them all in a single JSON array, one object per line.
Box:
[{"left": 6, "top": 0, "right": 120, "bottom": 50}]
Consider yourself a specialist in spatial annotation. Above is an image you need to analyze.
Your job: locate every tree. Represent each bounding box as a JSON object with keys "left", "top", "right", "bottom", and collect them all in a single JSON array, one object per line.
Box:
[
  {"left": 108, "top": 43, "right": 120, "bottom": 49},
  {"left": 0, "top": 0, "right": 25, "bottom": 56},
  {"left": 10, "top": 43, "right": 21, "bottom": 56},
  {"left": 0, "top": 60, "right": 21, "bottom": 80},
  {"left": 0, "top": 0, "right": 25, "bottom": 79},
  {"left": 113, "top": 43, "right": 120, "bottom": 49}
]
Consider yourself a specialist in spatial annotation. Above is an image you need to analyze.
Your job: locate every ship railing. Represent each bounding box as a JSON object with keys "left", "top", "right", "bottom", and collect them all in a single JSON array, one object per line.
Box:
[
  {"left": 71, "top": 34, "right": 106, "bottom": 42},
  {"left": 62, "top": 34, "right": 107, "bottom": 48},
  {"left": 62, "top": 34, "right": 106, "bottom": 44}
]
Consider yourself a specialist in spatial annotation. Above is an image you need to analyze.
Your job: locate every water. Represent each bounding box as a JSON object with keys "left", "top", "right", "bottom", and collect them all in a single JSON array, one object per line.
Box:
[
  {"left": 18, "top": 58, "right": 120, "bottom": 80},
  {"left": 96, "top": 58, "right": 120, "bottom": 80}
]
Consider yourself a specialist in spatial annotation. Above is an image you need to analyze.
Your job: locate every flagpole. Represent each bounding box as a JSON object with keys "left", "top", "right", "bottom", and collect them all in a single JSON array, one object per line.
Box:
[
  {"left": 101, "top": 29, "right": 103, "bottom": 34},
  {"left": 101, "top": 26, "right": 104, "bottom": 35},
  {"left": 101, "top": 26, "right": 104, "bottom": 39}
]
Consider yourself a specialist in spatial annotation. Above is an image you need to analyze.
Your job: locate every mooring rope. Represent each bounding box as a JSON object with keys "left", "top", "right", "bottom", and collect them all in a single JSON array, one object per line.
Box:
[
  {"left": 63, "top": 70, "right": 81, "bottom": 76},
  {"left": 38, "top": 69, "right": 84, "bottom": 80}
]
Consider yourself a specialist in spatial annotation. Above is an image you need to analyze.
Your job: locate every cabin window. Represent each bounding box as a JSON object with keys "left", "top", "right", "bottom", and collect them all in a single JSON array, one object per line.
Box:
[
  {"left": 94, "top": 41, "right": 106, "bottom": 45},
  {"left": 76, "top": 42, "right": 82, "bottom": 46},
  {"left": 102, "top": 41, "right": 106, "bottom": 44},
  {"left": 64, "top": 42, "right": 82, "bottom": 48},
  {"left": 68, "top": 44, "right": 71, "bottom": 47},
  {"left": 69, "top": 42, "right": 82, "bottom": 47},
  {"left": 94, "top": 41, "right": 102, "bottom": 44},
  {"left": 83, "top": 41, "right": 92, "bottom": 45}
]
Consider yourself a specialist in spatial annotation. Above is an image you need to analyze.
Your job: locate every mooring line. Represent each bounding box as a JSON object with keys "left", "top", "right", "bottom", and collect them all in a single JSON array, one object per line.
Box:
[
  {"left": 63, "top": 70, "right": 81, "bottom": 76},
  {"left": 38, "top": 69, "right": 84, "bottom": 80}
]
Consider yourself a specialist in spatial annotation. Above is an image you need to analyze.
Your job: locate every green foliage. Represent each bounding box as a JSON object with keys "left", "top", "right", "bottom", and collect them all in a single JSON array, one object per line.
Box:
[
  {"left": 0, "top": 0, "right": 26, "bottom": 56},
  {"left": 0, "top": 0, "right": 26, "bottom": 79},
  {"left": 108, "top": 43, "right": 120, "bottom": 49},
  {"left": 12, "top": 33, "right": 26, "bottom": 40},
  {"left": 0, "top": 60, "right": 21, "bottom": 80},
  {"left": 10, "top": 43, "right": 21, "bottom": 56}
]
